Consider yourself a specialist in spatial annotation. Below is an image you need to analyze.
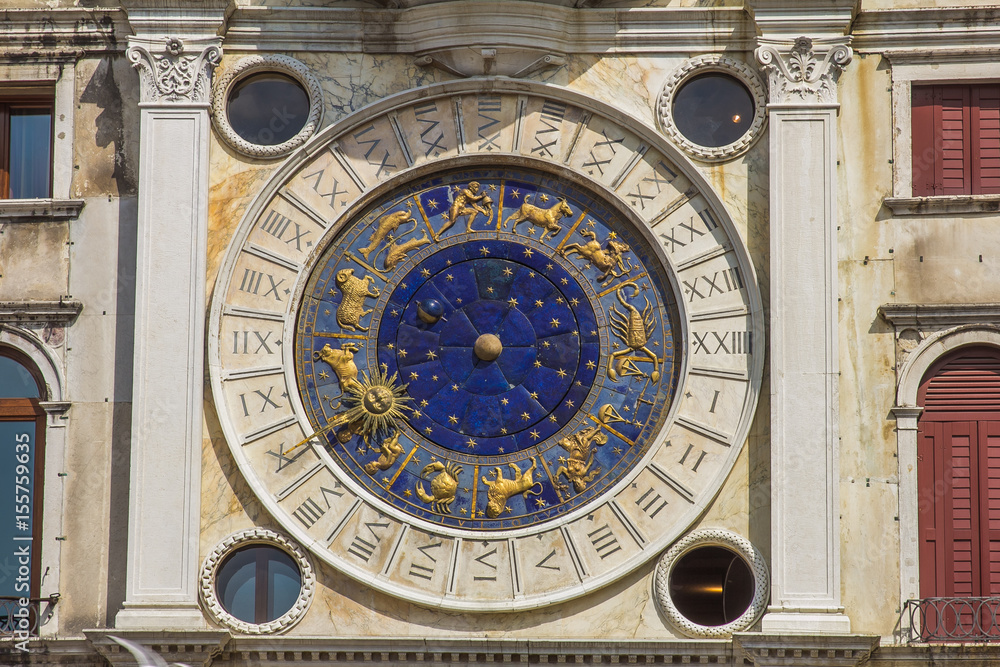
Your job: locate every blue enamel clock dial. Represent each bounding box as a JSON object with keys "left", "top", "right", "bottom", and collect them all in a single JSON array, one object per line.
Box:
[{"left": 295, "top": 167, "right": 682, "bottom": 531}]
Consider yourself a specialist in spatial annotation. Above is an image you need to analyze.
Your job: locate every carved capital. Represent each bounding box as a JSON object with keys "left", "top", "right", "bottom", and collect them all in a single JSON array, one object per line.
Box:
[
  {"left": 755, "top": 36, "right": 852, "bottom": 105},
  {"left": 126, "top": 36, "right": 222, "bottom": 105}
]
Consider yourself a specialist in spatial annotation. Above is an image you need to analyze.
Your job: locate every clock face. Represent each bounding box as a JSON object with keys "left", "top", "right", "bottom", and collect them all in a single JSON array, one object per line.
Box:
[{"left": 210, "top": 82, "right": 763, "bottom": 610}]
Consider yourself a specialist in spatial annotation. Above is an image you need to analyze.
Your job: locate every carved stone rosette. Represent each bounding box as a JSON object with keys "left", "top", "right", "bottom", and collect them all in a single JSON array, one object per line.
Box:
[
  {"left": 754, "top": 36, "right": 852, "bottom": 105},
  {"left": 127, "top": 36, "right": 223, "bottom": 105}
]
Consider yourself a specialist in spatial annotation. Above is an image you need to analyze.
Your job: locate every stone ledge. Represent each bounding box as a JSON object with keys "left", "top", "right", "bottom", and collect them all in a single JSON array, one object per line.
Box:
[
  {"left": 0, "top": 199, "right": 85, "bottom": 223},
  {"left": 883, "top": 195, "right": 1000, "bottom": 216},
  {"left": 734, "top": 634, "right": 880, "bottom": 667},
  {"left": 85, "top": 630, "right": 231, "bottom": 667},
  {"left": 0, "top": 300, "right": 83, "bottom": 324},
  {"left": 879, "top": 303, "right": 1000, "bottom": 330}
]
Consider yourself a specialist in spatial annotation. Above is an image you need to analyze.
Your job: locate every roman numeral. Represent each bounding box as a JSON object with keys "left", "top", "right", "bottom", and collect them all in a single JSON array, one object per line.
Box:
[
  {"left": 635, "top": 488, "right": 668, "bottom": 519},
  {"left": 413, "top": 101, "right": 447, "bottom": 157},
  {"left": 582, "top": 129, "right": 624, "bottom": 176},
  {"left": 531, "top": 101, "right": 566, "bottom": 157},
  {"left": 692, "top": 331, "right": 753, "bottom": 355},
  {"left": 303, "top": 167, "right": 349, "bottom": 209},
  {"left": 473, "top": 546, "right": 498, "bottom": 581},
  {"left": 659, "top": 207, "right": 719, "bottom": 251},
  {"left": 291, "top": 485, "right": 343, "bottom": 528},
  {"left": 261, "top": 210, "right": 312, "bottom": 251},
  {"left": 238, "top": 385, "right": 284, "bottom": 416},
  {"left": 347, "top": 519, "right": 390, "bottom": 563},
  {"left": 477, "top": 96, "right": 502, "bottom": 151},
  {"left": 407, "top": 540, "right": 443, "bottom": 579},
  {"left": 238, "top": 268, "right": 286, "bottom": 301},
  {"left": 232, "top": 330, "right": 277, "bottom": 355},
  {"left": 682, "top": 267, "right": 743, "bottom": 302},
  {"left": 266, "top": 441, "right": 307, "bottom": 472},
  {"left": 679, "top": 443, "right": 707, "bottom": 473},
  {"left": 627, "top": 160, "right": 678, "bottom": 210},
  {"left": 535, "top": 549, "right": 561, "bottom": 571},
  {"left": 354, "top": 125, "right": 396, "bottom": 178},
  {"left": 588, "top": 524, "right": 622, "bottom": 559}
]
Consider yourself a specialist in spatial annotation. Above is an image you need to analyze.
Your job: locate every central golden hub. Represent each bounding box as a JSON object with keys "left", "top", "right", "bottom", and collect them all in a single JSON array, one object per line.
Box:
[
  {"left": 474, "top": 334, "right": 503, "bottom": 362},
  {"left": 362, "top": 386, "right": 394, "bottom": 414}
]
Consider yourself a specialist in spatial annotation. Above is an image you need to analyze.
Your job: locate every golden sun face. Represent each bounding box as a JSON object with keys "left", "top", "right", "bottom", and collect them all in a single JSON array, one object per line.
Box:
[{"left": 342, "top": 365, "right": 412, "bottom": 442}]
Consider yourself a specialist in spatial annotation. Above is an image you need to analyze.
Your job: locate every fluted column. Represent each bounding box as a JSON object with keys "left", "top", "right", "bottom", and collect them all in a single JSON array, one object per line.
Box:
[
  {"left": 755, "top": 34, "right": 853, "bottom": 634},
  {"left": 115, "top": 35, "right": 221, "bottom": 629}
]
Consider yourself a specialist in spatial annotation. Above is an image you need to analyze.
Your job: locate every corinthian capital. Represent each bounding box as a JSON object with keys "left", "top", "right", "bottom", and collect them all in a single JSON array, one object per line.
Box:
[
  {"left": 755, "top": 36, "right": 852, "bottom": 105},
  {"left": 127, "top": 36, "right": 222, "bottom": 105}
]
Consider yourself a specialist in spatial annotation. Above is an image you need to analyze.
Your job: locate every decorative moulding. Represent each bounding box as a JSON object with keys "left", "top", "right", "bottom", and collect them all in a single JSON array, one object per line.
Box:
[
  {"left": 854, "top": 8, "right": 1000, "bottom": 53},
  {"left": 85, "top": 630, "right": 231, "bottom": 667},
  {"left": 126, "top": 35, "right": 222, "bottom": 105},
  {"left": 211, "top": 54, "right": 324, "bottom": 159},
  {"left": 0, "top": 300, "right": 83, "bottom": 325},
  {"left": 656, "top": 54, "right": 766, "bottom": 162},
  {"left": 199, "top": 528, "right": 315, "bottom": 635},
  {"left": 755, "top": 36, "right": 853, "bottom": 105},
  {"left": 0, "top": 199, "right": 84, "bottom": 223},
  {"left": 415, "top": 48, "right": 566, "bottom": 79},
  {"left": 653, "top": 528, "right": 769, "bottom": 638},
  {"left": 733, "top": 633, "right": 879, "bottom": 667},
  {"left": 884, "top": 195, "right": 1000, "bottom": 216},
  {"left": 879, "top": 303, "right": 1000, "bottom": 332}
]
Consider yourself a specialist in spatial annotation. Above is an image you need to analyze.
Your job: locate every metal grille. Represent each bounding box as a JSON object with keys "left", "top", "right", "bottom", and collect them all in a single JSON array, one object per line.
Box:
[
  {"left": 900, "top": 597, "right": 1000, "bottom": 642},
  {"left": 0, "top": 595, "right": 58, "bottom": 639}
]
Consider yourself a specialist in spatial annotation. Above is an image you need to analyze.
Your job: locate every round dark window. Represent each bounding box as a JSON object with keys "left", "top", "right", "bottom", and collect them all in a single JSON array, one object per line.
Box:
[
  {"left": 226, "top": 73, "right": 310, "bottom": 146},
  {"left": 671, "top": 73, "right": 755, "bottom": 148},
  {"left": 668, "top": 545, "right": 755, "bottom": 626},
  {"left": 216, "top": 545, "right": 302, "bottom": 624}
]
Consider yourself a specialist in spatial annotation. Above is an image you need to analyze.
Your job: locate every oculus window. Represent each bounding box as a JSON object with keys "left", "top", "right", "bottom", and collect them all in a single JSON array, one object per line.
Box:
[
  {"left": 0, "top": 92, "right": 53, "bottom": 199},
  {"left": 227, "top": 73, "right": 310, "bottom": 147},
  {"left": 216, "top": 544, "right": 302, "bottom": 625},
  {"left": 672, "top": 74, "right": 755, "bottom": 149}
]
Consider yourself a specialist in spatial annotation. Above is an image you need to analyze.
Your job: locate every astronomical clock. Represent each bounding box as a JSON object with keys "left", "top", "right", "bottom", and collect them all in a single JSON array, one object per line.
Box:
[{"left": 209, "top": 80, "right": 764, "bottom": 611}]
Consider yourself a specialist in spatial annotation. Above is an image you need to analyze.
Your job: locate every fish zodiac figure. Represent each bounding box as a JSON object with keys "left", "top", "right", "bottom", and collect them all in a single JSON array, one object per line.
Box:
[
  {"left": 358, "top": 201, "right": 415, "bottom": 260},
  {"left": 380, "top": 230, "right": 432, "bottom": 271},
  {"left": 481, "top": 458, "right": 543, "bottom": 518},
  {"left": 363, "top": 430, "right": 406, "bottom": 474},
  {"left": 608, "top": 281, "right": 660, "bottom": 382},
  {"left": 503, "top": 195, "right": 573, "bottom": 240},
  {"left": 559, "top": 229, "right": 634, "bottom": 284},
  {"left": 334, "top": 268, "right": 380, "bottom": 332},
  {"left": 415, "top": 461, "right": 463, "bottom": 514},
  {"left": 553, "top": 424, "right": 608, "bottom": 494}
]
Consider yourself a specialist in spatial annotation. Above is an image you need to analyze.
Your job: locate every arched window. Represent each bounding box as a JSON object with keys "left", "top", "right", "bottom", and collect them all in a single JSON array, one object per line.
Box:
[
  {"left": 0, "top": 348, "right": 46, "bottom": 620},
  {"left": 917, "top": 345, "right": 1000, "bottom": 642}
]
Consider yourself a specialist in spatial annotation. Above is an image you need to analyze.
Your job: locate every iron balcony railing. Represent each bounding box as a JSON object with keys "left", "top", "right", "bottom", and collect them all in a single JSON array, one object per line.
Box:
[
  {"left": 900, "top": 597, "right": 1000, "bottom": 642},
  {"left": 0, "top": 595, "right": 59, "bottom": 639}
]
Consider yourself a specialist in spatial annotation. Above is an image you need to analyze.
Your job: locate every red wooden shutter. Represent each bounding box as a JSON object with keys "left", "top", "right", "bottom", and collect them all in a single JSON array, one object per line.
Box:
[
  {"left": 938, "top": 86, "right": 971, "bottom": 195},
  {"left": 981, "top": 420, "right": 1000, "bottom": 593},
  {"left": 912, "top": 86, "right": 937, "bottom": 197},
  {"left": 973, "top": 85, "right": 1000, "bottom": 194}
]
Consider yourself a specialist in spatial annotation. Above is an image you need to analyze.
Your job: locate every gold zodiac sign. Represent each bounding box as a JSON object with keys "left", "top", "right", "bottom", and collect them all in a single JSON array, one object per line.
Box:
[
  {"left": 481, "top": 458, "right": 543, "bottom": 518},
  {"left": 314, "top": 342, "right": 362, "bottom": 397},
  {"left": 436, "top": 182, "right": 493, "bottom": 239},
  {"left": 597, "top": 403, "right": 627, "bottom": 426},
  {"left": 340, "top": 364, "right": 412, "bottom": 443},
  {"left": 559, "top": 229, "right": 634, "bottom": 285},
  {"left": 553, "top": 424, "right": 608, "bottom": 494},
  {"left": 415, "top": 460, "right": 463, "bottom": 513},
  {"left": 381, "top": 231, "right": 432, "bottom": 271},
  {"left": 358, "top": 201, "right": 415, "bottom": 260},
  {"left": 503, "top": 195, "right": 573, "bottom": 241},
  {"left": 334, "top": 268, "right": 380, "bottom": 332},
  {"left": 608, "top": 281, "right": 660, "bottom": 383},
  {"left": 363, "top": 429, "right": 406, "bottom": 474}
]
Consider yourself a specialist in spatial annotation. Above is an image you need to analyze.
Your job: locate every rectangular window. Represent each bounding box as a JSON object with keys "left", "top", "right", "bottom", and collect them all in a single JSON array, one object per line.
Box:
[
  {"left": 912, "top": 84, "right": 1000, "bottom": 197},
  {"left": 0, "top": 93, "right": 53, "bottom": 199}
]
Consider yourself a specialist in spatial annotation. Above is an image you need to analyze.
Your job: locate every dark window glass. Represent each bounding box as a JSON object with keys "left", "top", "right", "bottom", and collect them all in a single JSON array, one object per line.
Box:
[
  {"left": 227, "top": 73, "right": 309, "bottom": 146},
  {"left": 0, "top": 355, "right": 41, "bottom": 399},
  {"left": 668, "top": 545, "right": 755, "bottom": 626},
  {"left": 1, "top": 96, "right": 53, "bottom": 199},
  {"left": 672, "top": 74, "right": 754, "bottom": 148},
  {"left": 216, "top": 545, "right": 301, "bottom": 624}
]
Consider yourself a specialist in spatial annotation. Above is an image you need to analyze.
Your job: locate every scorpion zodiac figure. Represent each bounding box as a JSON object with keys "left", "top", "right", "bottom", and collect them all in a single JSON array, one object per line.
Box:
[
  {"left": 608, "top": 281, "right": 660, "bottom": 383},
  {"left": 415, "top": 460, "right": 463, "bottom": 514},
  {"left": 553, "top": 425, "right": 609, "bottom": 495}
]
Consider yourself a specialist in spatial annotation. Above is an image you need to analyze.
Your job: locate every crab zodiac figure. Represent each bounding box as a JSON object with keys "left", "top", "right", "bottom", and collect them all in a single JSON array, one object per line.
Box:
[
  {"left": 608, "top": 281, "right": 660, "bottom": 383},
  {"left": 416, "top": 460, "right": 463, "bottom": 514},
  {"left": 553, "top": 424, "right": 609, "bottom": 494},
  {"left": 436, "top": 181, "right": 493, "bottom": 239}
]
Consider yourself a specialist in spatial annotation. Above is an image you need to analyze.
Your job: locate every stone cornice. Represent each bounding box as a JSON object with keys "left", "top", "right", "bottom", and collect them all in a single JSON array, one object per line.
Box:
[
  {"left": 0, "top": 8, "right": 128, "bottom": 55},
  {"left": 748, "top": 0, "right": 858, "bottom": 39},
  {"left": 0, "top": 300, "right": 83, "bottom": 325},
  {"left": 0, "top": 199, "right": 85, "bottom": 224},
  {"left": 734, "top": 634, "right": 879, "bottom": 667},
  {"left": 879, "top": 303, "right": 1000, "bottom": 331},
  {"left": 853, "top": 7, "right": 1000, "bottom": 53},
  {"left": 222, "top": 5, "right": 756, "bottom": 53}
]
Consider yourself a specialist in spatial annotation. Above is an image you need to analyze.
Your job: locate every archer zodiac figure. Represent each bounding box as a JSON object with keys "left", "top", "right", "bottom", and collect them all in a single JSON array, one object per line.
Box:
[
  {"left": 608, "top": 281, "right": 660, "bottom": 383},
  {"left": 553, "top": 424, "right": 609, "bottom": 494},
  {"left": 559, "top": 229, "right": 634, "bottom": 284},
  {"left": 436, "top": 181, "right": 493, "bottom": 239}
]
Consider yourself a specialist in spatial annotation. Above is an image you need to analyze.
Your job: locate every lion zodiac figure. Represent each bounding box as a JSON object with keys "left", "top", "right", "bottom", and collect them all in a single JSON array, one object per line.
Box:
[
  {"left": 553, "top": 425, "right": 608, "bottom": 494},
  {"left": 481, "top": 458, "right": 543, "bottom": 518},
  {"left": 559, "top": 229, "right": 634, "bottom": 284}
]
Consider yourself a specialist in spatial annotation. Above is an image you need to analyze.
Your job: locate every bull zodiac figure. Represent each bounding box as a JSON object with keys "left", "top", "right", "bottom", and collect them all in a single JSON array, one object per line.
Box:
[
  {"left": 313, "top": 342, "right": 362, "bottom": 398},
  {"left": 481, "top": 458, "right": 543, "bottom": 518},
  {"left": 334, "top": 268, "right": 380, "bottom": 332},
  {"left": 363, "top": 430, "right": 406, "bottom": 474},
  {"left": 435, "top": 182, "right": 493, "bottom": 239},
  {"left": 553, "top": 425, "right": 609, "bottom": 494},
  {"left": 358, "top": 201, "right": 415, "bottom": 260},
  {"left": 503, "top": 195, "right": 573, "bottom": 240},
  {"left": 608, "top": 281, "right": 660, "bottom": 383},
  {"left": 559, "top": 229, "right": 634, "bottom": 285}
]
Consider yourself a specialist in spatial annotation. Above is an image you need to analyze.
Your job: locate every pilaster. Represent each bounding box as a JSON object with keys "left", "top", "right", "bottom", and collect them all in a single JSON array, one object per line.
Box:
[
  {"left": 752, "top": 4, "right": 855, "bottom": 634},
  {"left": 115, "top": 33, "right": 221, "bottom": 630}
]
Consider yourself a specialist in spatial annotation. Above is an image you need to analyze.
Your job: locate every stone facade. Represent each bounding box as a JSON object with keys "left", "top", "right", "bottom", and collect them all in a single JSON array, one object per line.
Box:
[{"left": 2, "top": 1, "right": 999, "bottom": 665}]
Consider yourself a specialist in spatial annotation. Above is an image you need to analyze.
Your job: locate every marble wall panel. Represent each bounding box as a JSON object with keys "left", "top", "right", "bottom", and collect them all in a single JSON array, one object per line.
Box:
[{"left": 0, "top": 222, "right": 69, "bottom": 300}]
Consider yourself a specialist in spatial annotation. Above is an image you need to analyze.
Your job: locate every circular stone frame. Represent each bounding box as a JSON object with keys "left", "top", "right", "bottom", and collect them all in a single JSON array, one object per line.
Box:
[
  {"left": 212, "top": 54, "right": 324, "bottom": 159},
  {"left": 656, "top": 55, "right": 766, "bottom": 163},
  {"left": 199, "top": 528, "right": 315, "bottom": 635},
  {"left": 653, "top": 528, "right": 769, "bottom": 638}
]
